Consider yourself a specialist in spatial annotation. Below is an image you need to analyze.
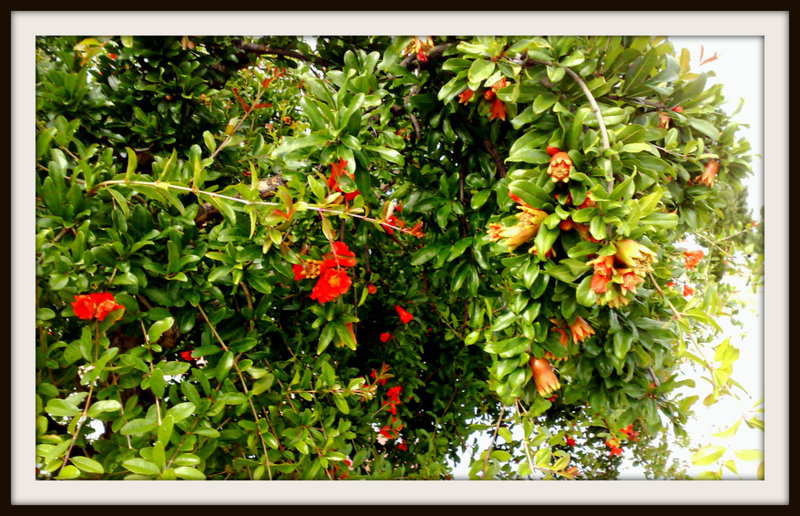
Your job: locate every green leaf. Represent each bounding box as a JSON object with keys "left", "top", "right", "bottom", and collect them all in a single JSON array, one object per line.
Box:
[
  {"left": 56, "top": 465, "right": 81, "bottom": 479},
  {"left": 124, "top": 147, "right": 137, "bottom": 181},
  {"left": 147, "top": 317, "right": 174, "bottom": 345},
  {"left": 364, "top": 145, "right": 404, "bottom": 165},
  {"left": 691, "top": 445, "right": 726, "bottom": 466},
  {"left": 165, "top": 402, "right": 196, "bottom": 423},
  {"left": 70, "top": 456, "right": 105, "bottom": 474},
  {"left": 86, "top": 400, "right": 122, "bottom": 418},
  {"left": 468, "top": 59, "right": 495, "bottom": 84},
  {"left": 122, "top": 458, "right": 160, "bottom": 476},
  {"left": 411, "top": 245, "right": 440, "bottom": 266},
  {"left": 45, "top": 398, "right": 82, "bottom": 417},
  {"left": 688, "top": 118, "right": 720, "bottom": 140},
  {"left": 734, "top": 449, "right": 763, "bottom": 462},
  {"left": 508, "top": 180, "right": 551, "bottom": 209},
  {"left": 120, "top": 418, "right": 157, "bottom": 436}
]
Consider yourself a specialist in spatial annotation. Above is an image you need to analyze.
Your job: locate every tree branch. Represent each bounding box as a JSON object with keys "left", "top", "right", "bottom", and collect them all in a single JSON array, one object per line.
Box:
[{"left": 482, "top": 139, "right": 507, "bottom": 178}]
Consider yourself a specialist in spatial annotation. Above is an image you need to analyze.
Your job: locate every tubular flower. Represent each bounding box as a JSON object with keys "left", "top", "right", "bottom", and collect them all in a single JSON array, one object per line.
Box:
[
  {"left": 489, "top": 98, "right": 506, "bottom": 121},
  {"left": 614, "top": 239, "right": 657, "bottom": 276},
  {"left": 684, "top": 250, "right": 704, "bottom": 270},
  {"left": 529, "top": 357, "right": 561, "bottom": 397},
  {"left": 551, "top": 327, "right": 569, "bottom": 347},
  {"left": 310, "top": 268, "right": 352, "bottom": 303},
  {"left": 697, "top": 159, "right": 719, "bottom": 187},
  {"left": 547, "top": 152, "right": 572, "bottom": 183},
  {"left": 658, "top": 112, "right": 671, "bottom": 130},
  {"left": 458, "top": 88, "right": 474, "bottom": 104},
  {"left": 588, "top": 255, "right": 615, "bottom": 294},
  {"left": 569, "top": 316, "right": 595, "bottom": 343},
  {"left": 293, "top": 259, "right": 324, "bottom": 281},
  {"left": 488, "top": 206, "right": 548, "bottom": 252}
]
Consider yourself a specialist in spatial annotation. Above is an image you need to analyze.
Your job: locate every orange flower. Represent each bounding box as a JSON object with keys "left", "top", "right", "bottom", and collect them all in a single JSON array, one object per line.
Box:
[
  {"left": 588, "top": 255, "right": 615, "bottom": 294},
  {"left": 551, "top": 327, "right": 569, "bottom": 347},
  {"left": 489, "top": 98, "right": 506, "bottom": 121},
  {"left": 310, "top": 268, "right": 352, "bottom": 303},
  {"left": 614, "top": 239, "right": 657, "bottom": 276},
  {"left": 615, "top": 268, "right": 644, "bottom": 293},
  {"left": 578, "top": 194, "right": 596, "bottom": 209},
  {"left": 683, "top": 284, "right": 694, "bottom": 297},
  {"left": 684, "top": 250, "right": 704, "bottom": 270},
  {"left": 658, "top": 112, "right": 671, "bottom": 130},
  {"left": 547, "top": 152, "right": 572, "bottom": 183},
  {"left": 487, "top": 206, "right": 548, "bottom": 252},
  {"left": 483, "top": 89, "right": 495, "bottom": 101},
  {"left": 697, "top": 159, "right": 719, "bottom": 188},
  {"left": 569, "top": 316, "right": 594, "bottom": 343},
  {"left": 94, "top": 295, "right": 126, "bottom": 321},
  {"left": 490, "top": 77, "right": 508, "bottom": 92},
  {"left": 408, "top": 220, "right": 426, "bottom": 238},
  {"left": 529, "top": 357, "right": 561, "bottom": 397},
  {"left": 458, "top": 88, "right": 474, "bottom": 104},
  {"left": 560, "top": 219, "right": 575, "bottom": 231},
  {"left": 367, "top": 283, "right": 377, "bottom": 295},
  {"left": 671, "top": 105, "right": 684, "bottom": 113}
]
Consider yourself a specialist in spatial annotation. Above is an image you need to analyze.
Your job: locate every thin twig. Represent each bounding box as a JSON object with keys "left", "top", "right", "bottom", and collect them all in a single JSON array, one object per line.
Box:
[{"left": 481, "top": 408, "right": 505, "bottom": 479}]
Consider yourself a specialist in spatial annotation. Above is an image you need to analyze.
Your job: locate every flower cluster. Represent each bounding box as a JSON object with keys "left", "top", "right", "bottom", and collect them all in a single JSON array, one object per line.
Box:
[
  {"left": 606, "top": 439, "right": 624, "bottom": 457},
  {"left": 71, "top": 293, "right": 125, "bottom": 321},
  {"left": 620, "top": 424, "right": 639, "bottom": 442},
  {"left": 404, "top": 36, "right": 435, "bottom": 62},
  {"left": 684, "top": 249, "right": 704, "bottom": 270},
  {"left": 487, "top": 192, "right": 548, "bottom": 252},
  {"left": 293, "top": 242, "right": 357, "bottom": 303},
  {"left": 588, "top": 239, "right": 657, "bottom": 308}
]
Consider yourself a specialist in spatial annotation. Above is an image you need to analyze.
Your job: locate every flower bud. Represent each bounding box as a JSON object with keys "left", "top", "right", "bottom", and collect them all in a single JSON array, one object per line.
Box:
[{"left": 529, "top": 357, "right": 561, "bottom": 397}]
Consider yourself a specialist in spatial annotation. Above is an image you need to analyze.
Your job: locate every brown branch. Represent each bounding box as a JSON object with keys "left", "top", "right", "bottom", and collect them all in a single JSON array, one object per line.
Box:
[
  {"left": 232, "top": 39, "right": 333, "bottom": 67},
  {"left": 482, "top": 139, "right": 507, "bottom": 178}
]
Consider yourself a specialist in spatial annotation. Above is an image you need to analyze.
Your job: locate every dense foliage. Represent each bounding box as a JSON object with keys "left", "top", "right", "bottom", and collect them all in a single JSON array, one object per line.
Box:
[{"left": 35, "top": 35, "right": 762, "bottom": 480}]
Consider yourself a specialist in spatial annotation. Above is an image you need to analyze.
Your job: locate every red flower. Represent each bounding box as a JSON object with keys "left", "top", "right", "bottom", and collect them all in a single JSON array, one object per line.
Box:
[
  {"left": 367, "top": 283, "right": 377, "bottom": 295},
  {"left": 397, "top": 440, "right": 408, "bottom": 451},
  {"left": 310, "top": 268, "right": 352, "bottom": 303},
  {"left": 293, "top": 259, "right": 323, "bottom": 281},
  {"left": 683, "top": 284, "right": 694, "bottom": 297},
  {"left": 417, "top": 50, "right": 428, "bottom": 63},
  {"left": 588, "top": 255, "right": 615, "bottom": 294},
  {"left": 379, "top": 425, "right": 398, "bottom": 439},
  {"left": 380, "top": 332, "right": 391, "bottom": 343},
  {"left": 108, "top": 52, "right": 117, "bottom": 60},
  {"left": 546, "top": 145, "right": 561, "bottom": 157},
  {"left": 671, "top": 105, "right": 684, "bottom": 113},
  {"left": 322, "top": 241, "right": 357, "bottom": 269},
  {"left": 180, "top": 350, "right": 196, "bottom": 362},
  {"left": 327, "top": 159, "right": 359, "bottom": 201},
  {"left": 578, "top": 194, "right": 596, "bottom": 209},
  {"left": 396, "top": 305, "right": 413, "bottom": 324},
  {"left": 684, "top": 250, "right": 704, "bottom": 270},
  {"left": 609, "top": 446, "right": 623, "bottom": 457},
  {"left": 71, "top": 294, "right": 97, "bottom": 320},
  {"left": 458, "top": 89, "right": 474, "bottom": 104},
  {"left": 489, "top": 98, "right": 506, "bottom": 121},
  {"left": 387, "top": 385, "right": 403, "bottom": 403},
  {"left": 483, "top": 89, "right": 495, "bottom": 101},
  {"left": 565, "top": 435, "right": 576, "bottom": 447},
  {"left": 71, "top": 293, "right": 124, "bottom": 321}
]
